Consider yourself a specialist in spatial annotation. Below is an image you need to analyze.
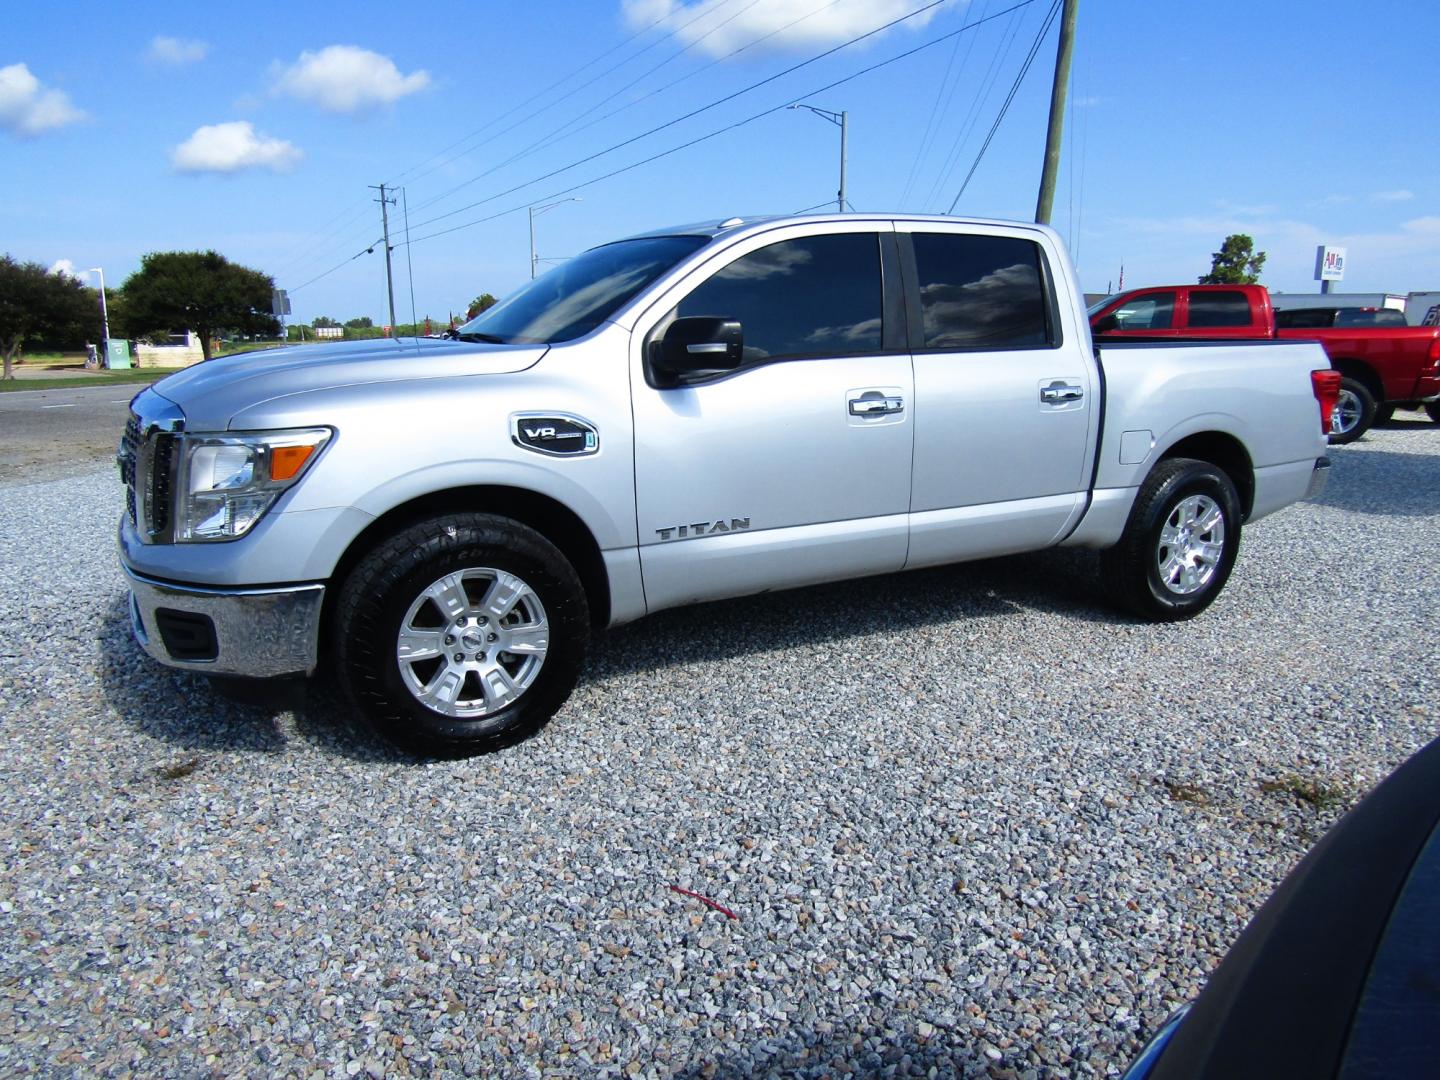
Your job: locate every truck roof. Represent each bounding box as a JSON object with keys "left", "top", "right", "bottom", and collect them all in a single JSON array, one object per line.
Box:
[{"left": 614, "top": 212, "right": 1057, "bottom": 244}]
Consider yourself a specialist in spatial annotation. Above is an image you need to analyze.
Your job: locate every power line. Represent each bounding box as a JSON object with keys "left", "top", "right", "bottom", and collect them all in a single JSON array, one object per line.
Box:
[
  {"left": 288, "top": 239, "right": 381, "bottom": 295},
  {"left": 394, "top": 0, "right": 742, "bottom": 200},
  {"left": 897, "top": 0, "right": 991, "bottom": 209},
  {"left": 920, "top": 4, "right": 1026, "bottom": 212},
  {"left": 500, "top": 0, "right": 846, "bottom": 186},
  {"left": 399, "top": 0, "right": 1037, "bottom": 249},
  {"left": 399, "top": 0, "right": 963, "bottom": 238},
  {"left": 948, "top": 0, "right": 1061, "bottom": 213}
]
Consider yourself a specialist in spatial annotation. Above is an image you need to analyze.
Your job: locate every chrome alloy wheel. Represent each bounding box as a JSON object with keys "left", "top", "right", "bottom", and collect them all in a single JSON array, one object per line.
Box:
[
  {"left": 1156, "top": 494, "right": 1226, "bottom": 596},
  {"left": 396, "top": 568, "right": 549, "bottom": 717},
  {"left": 1331, "top": 387, "right": 1362, "bottom": 436}
]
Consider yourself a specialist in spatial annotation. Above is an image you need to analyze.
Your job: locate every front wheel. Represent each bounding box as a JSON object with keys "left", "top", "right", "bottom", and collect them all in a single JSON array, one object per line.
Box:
[
  {"left": 1101, "top": 458, "right": 1242, "bottom": 621},
  {"left": 1328, "top": 378, "right": 1376, "bottom": 444},
  {"left": 334, "top": 513, "right": 589, "bottom": 757},
  {"left": 1426, "top": 402, "right": 1440, "bottom": 425}
]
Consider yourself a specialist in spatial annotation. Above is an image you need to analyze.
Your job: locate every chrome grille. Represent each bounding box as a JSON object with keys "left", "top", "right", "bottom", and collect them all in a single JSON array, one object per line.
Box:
[
  {"left": 119, "top": 415, "right": 140, "bottom": 526},
  {"left": 118, "top": 392, "right": 185, "bottom": 543}
]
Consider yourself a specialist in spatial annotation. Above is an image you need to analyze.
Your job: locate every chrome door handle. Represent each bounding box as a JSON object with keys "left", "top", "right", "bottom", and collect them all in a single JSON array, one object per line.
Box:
[
  {"left": 849, "top": 396, "right": 904, "bottom": 416},
  {"left": 1040, "top": 383, "right": 1084, "bottom": 404}
]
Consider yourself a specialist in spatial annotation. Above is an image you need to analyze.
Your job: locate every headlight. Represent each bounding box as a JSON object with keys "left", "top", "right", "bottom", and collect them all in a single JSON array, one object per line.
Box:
[{"left": 175, "top": 428, "right": 331, "bottom": 542}]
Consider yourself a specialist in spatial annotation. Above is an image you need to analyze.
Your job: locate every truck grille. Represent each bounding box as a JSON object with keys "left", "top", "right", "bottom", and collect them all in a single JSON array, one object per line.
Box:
[{"left": 119, "top": 399, "right": 184, "bottom": 542}]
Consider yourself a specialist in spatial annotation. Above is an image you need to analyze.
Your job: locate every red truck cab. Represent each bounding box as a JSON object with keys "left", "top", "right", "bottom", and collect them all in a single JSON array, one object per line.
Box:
[{"left": 1091, "top": 284, "right": 1440, "bottom": 442}]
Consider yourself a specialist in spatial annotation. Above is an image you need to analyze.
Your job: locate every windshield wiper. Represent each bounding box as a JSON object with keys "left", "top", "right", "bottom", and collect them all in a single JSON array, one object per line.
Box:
[{"left": 456, "top": 331, "right": 509, "bottom": 344}]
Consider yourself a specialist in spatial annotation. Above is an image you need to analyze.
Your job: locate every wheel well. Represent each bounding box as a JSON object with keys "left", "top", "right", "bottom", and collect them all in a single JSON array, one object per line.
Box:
[
  {"left": 1330, "top": 358, "right": 1384, "bottom": 403},
  {"left": 327, "top": 486, "right": 611, "bottom": 629},
  {"left": 1158, "top": 433, "right": 1255, "bottom": 519}
]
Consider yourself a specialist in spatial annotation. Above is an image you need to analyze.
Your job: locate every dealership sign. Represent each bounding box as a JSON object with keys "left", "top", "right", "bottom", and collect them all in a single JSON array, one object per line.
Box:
[{"left": 1315, "top": 245, "right": 1347, "bottom": 282}]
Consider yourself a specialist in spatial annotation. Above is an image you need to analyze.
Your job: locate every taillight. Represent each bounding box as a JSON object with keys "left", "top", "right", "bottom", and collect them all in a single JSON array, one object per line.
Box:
[
  {"left": 1311, "top": 369, "right": 1342, "bottom": 434},
  {"left": 1428, "top": 335, "right": 1440, "bottom": 368}
]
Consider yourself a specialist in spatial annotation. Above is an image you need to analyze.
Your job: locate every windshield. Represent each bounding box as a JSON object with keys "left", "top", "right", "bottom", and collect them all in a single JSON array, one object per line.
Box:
[{"left": 456, "top": 235, "right": 709, "bottom": 345}]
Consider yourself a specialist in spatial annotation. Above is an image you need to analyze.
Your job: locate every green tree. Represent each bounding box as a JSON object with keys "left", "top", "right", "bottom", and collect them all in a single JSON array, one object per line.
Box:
[
  {"left": 1199, "top": 234, "right": 1267, "bottom": 285},
  {"left": 0, "top": 255, "right": 98, "bottom": 379},
  {"left": 466, "top": 293, "right": 498, "bottom": 319},
  {"left": 344, "top": 316, "right": 374, "bottom": 329},
  {"left": 311, "top": 315, "right": 339, "bottom": 328},
  {"left": 123, "top": 251, "right": 280, "bottom": 361}
]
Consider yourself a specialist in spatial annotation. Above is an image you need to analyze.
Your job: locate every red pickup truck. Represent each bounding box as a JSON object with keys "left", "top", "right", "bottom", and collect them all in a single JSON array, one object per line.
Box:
[{"left": 1090, "top": 284, "right": 1440, "bottom": 443}]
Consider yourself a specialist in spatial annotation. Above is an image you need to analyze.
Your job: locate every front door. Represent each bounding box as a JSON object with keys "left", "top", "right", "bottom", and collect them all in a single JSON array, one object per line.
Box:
[{"left": 631, "top": 223, "right": 914, "bottom": 612}]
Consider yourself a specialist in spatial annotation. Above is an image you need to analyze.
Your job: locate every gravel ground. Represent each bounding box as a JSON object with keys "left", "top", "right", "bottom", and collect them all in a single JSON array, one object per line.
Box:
[{"left": 1, "top": 422, "right": 1436, "bottom": 1078}]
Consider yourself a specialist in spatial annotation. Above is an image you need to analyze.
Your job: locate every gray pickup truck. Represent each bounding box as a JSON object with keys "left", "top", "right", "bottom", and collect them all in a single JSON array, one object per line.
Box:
[{"left": 118, "top": 214, "right": 1334, "bottom": 756}]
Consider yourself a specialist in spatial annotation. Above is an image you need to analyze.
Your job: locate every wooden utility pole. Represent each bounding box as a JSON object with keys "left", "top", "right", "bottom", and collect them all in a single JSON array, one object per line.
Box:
[
  {"left": 1035, "top": 0, "right": 1078, "bottom": 225},
  {"left": 370, "top": 183, "right": 398, "bottom": 332}
]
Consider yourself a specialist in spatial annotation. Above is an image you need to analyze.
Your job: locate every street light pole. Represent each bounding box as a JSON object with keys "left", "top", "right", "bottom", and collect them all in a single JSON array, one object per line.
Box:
[
  {"left": 528, "top": 198, "right": 582, "bottom": 279},
  {"left": 789, "top": 104, "right": 848, "bottom": 212},
  {"left": 85, "top": 267, "right": 110, "bottom": 365}
]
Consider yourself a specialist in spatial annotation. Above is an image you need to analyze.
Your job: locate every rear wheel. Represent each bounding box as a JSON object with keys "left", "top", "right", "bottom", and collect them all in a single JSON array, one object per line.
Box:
[
  {"left": 1101, "top": 458, "right": 1242, "bottom": 621},
  {"left": 334, "top": 513, "right": 589, "bottom": 757},
  {"left": 1328, "top": 378, "right": 1375, "bottom": 444}
]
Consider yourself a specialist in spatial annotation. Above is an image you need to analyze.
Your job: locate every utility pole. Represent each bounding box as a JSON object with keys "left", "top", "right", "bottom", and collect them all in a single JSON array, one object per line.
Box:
[
  {"left": 370, "top": 183, "right": 398, "bottom": 332},
  {"left": 789, "top": 104, "right": 848, "bottom": 212},
  {"left": 1034, "top": 0, "right": 1078, "bottom": 225}
]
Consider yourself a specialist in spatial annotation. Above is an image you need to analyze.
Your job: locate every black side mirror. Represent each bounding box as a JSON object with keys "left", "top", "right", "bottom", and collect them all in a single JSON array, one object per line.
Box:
[{"left": 654, "top": 317, "right": 743, "bottom": 383}]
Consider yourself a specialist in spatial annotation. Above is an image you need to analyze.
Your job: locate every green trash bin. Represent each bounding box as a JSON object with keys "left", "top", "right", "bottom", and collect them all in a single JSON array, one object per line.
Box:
[{"left": 105, "top": 340, "right": 132, "bottom": 370}]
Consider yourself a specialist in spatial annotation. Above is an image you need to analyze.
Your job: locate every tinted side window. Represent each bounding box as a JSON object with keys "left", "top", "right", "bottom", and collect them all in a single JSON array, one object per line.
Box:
[
  {"left": 676, "top": 233, "right": 882, "bottom": 362},
  {"left": 1275, "top": 308, "right": 1332, "bottom": 329},
  {"left": 1113, "top": 292, "right": 1175, "bottom": 330},
  {"left": 1188, "top": 290, "right": 1253, "bottom": 328},
  {"left": 912, "top": 233, "right": 1052, "bottom": 349},
  {"left": 1336, "top": 308, "right": 1407, "bottom": 327}
]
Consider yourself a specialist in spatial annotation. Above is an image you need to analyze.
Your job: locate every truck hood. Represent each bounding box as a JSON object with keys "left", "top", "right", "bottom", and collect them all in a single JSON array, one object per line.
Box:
[{"left": 147, "top": 337, "right": 548, "bottom": 430}]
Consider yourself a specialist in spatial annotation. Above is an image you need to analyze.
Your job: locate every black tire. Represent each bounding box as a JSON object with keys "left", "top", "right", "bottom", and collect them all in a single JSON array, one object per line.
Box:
[
  {"left": 333, "top": 513, "right": 589, "bottom": 757},
  {"left": 1327, "top": 377, "right": 1376, "bottom": 445},
  {"left": 1426, "top": 402, "right": 1440, "bottom": 425},
  {"left": 1372, "top": 404, "right": 1395, "bottom": 427},
  {"left": 1101, "top": 458, "right": 1242, "bottom": 621}
]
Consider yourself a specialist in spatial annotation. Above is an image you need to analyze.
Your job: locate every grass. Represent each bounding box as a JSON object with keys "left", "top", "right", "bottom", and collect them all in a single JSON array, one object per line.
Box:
[
  {"left": 1162, "top": 779, "right": 1209, "bottom": 805},
  {"left": 156, "top": 756, "right": 203, "bottom": 781},
  {"left": 1260, "top": 775, "right": 1345, "bottom": 811},
  {"left": 0, "top": 369, "right": 173, "bottom": 392},
  {"left": 215, "top": 341, "right": 288, "bottom": 357}
]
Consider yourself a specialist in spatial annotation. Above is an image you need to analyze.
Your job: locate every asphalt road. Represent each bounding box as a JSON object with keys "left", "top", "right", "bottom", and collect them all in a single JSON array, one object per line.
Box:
[{"left": 0, "top": 384, "right": 136, "bottom": 484}]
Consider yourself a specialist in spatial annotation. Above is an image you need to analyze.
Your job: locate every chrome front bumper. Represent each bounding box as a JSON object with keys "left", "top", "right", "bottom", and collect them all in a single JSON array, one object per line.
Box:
[{"left": 124, "top": 568, "right": 324, "bottom": 678}]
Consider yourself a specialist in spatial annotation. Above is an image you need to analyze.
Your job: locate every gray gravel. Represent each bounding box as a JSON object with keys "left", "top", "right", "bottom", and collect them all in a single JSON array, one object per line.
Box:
[{"left": 1, "top": 419, "right": 1437, "bottom": 1078}]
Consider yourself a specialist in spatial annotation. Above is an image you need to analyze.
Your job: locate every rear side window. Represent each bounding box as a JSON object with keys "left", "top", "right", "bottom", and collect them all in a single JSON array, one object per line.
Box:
[
  {"left": 1188, "top": 290, "right": 1253, "bottom": 328},
  {"left": 676, "top": 233, "right": 883, "bottom": 362},
  {"left": 1276, "top": 308, "right": 1333, "bottom": 329},
  {"left": 911, "top": 233, "right": 1052, "bottom": 349},
  {"left": 1335, "top": 308, "right": 1408, "bottom": 327},
  {"left": 1112, "top": 292, "right": 1175, "bottom": 330}
]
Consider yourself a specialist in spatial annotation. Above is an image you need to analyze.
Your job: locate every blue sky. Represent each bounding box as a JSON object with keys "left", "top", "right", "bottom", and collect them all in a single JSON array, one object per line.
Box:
[{"left": 4, "top": 1, "right": 1437, "bottom": 324}]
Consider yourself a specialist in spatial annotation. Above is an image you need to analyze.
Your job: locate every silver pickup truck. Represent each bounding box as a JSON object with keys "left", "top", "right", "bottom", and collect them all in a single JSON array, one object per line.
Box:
[{"left": 118, "top": 214, "right": 1335, "bottom": 756}]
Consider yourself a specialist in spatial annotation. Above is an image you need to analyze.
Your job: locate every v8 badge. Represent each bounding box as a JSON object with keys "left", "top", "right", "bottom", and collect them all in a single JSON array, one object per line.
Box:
[{"left": 510, "top": 412, "right": 599, "bottom": 457}]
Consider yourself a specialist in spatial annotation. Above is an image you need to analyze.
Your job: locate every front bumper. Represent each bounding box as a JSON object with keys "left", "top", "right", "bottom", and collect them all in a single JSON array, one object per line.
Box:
[{"left": 124, "top": 568, "right": 324, "bottom": 678}]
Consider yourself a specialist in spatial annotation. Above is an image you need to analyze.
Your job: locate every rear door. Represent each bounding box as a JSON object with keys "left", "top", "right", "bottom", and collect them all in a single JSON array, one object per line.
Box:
[
  {"left": 1180, "top": 288, "right": 1264, "bottom": 336},
  {"left": 629, "top": 222, "right": 914, "bottom": 611},
  {"left": 897, "top": 224, "right": 1096, "bottom": 567}
]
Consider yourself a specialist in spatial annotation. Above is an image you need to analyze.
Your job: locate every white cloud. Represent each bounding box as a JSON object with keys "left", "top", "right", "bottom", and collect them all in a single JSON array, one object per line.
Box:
[
  {"left": 272, "top": 45, "right": 430, "bottom": 113},
  {"left": 1372, "top": 189, "right": 1414, "bottom": 203},
  {"left": 0, "top": 63, "right": 85, "bottom": 137},
  {"left": 621, "top": 0, "right": 954, "bottom": 56},
  {"left": 49, "top": 258, "right": 81, "bottom": 279},
  {"left": 148, "top": 36, "right": 210, "bottom": 65},
  {"left": 171, "top": 121, "right": 302, "bottom": 174}
]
